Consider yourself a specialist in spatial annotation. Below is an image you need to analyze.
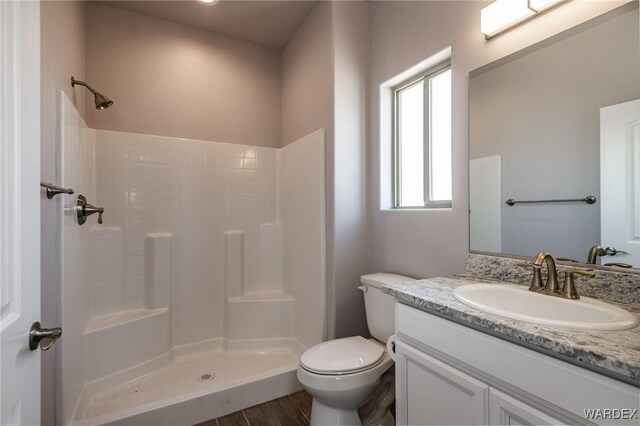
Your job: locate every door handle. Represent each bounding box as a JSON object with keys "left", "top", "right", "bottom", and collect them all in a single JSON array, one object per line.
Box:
[{"left": 29, "top": 322, "right": 62, "bottom": 351}]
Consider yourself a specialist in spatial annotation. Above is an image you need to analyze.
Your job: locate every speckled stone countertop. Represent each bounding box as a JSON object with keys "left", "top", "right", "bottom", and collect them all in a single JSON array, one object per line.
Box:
[
  {"left": 466, "top": 253, "right": 640, "bottom": 307},
  {"left": 383, "top": 275, "right": 640, "bottom": 386}
]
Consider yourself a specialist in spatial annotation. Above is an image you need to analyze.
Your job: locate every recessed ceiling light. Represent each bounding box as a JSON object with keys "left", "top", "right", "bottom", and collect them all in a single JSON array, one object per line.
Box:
[{"left": 197, "top": 0, "right": 219, "bottom": 4}]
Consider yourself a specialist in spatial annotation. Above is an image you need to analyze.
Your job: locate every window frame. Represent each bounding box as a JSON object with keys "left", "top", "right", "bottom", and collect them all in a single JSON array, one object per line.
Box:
[{"left": 392, "top": 62, "right": 452, "bottom": 209}]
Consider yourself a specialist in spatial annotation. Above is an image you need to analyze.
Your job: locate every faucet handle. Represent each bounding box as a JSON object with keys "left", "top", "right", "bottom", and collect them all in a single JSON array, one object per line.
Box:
[
  {"left": 560, "top": 268, "right": 595, "bottom": 300},
  {"left": 517, "top": 261, "right": 539, "bottom": 269},
  {"left": 557, "top": 257, "right": 580, "bottom": 263},
  {"left": 517, "top": 261, "right": 544, "bottom": 291},
  {"left": 604, "top": 262, "right": 633, "bottom": 268},
  {"left": 76, "top": 195, "right": 105, "bottom": 225},
  {"left": 84, "top": 204, "right": 104, "bottom": 224}
]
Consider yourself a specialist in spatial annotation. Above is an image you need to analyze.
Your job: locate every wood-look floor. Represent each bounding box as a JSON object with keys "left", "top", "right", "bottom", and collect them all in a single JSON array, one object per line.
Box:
[{"left": 196, "top": 391, "right": 312, "bottom": 426}]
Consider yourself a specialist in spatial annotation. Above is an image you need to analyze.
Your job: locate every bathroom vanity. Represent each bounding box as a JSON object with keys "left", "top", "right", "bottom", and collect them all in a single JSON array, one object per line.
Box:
[{"left": 384, "top": 276, "right": 640, "bottom": 426}]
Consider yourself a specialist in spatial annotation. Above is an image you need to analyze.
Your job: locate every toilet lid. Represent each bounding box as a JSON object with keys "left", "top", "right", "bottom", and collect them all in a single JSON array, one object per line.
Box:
[{"left": 300, "top": 336, "right": 384, "bottom": 374}]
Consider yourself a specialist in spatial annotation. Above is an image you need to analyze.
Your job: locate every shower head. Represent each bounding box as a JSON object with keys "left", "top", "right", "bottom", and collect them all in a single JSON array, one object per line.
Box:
[{"left": 70, "top": 76, "right": 113, "bottom": 110}]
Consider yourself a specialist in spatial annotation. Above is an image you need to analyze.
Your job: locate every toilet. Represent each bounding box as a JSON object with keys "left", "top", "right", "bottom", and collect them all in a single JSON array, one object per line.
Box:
[{"left": 297, "top": 273, "right": 414, "bottom": 425}]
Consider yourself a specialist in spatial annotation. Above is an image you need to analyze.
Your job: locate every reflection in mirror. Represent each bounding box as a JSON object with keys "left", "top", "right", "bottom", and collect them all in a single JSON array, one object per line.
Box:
[{"left": 469, "top": 4, "right": 640, "bottom": 268}]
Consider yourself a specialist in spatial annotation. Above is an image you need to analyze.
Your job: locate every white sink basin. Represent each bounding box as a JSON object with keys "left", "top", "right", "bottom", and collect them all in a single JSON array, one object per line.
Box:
[{"left": 453, "top": 283, "right": 639, "bottom": 331}]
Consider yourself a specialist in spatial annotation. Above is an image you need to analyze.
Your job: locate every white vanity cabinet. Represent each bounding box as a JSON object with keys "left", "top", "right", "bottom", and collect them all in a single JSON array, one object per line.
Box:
[
  {"left": 397, "top": 342, "right": 489, "bottom": 425},
  {"left": 395, "top": 303, "right": 640, "bottom": 426},
  {"left": 488, "top": 388, "right": 565, "bottom": 426}
]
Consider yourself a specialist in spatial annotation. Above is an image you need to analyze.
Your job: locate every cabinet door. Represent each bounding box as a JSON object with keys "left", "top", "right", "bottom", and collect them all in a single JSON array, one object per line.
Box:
[
  {"left": 396, "top": 341, "right": 489, "bottom": 425},
  {"left": 489, "top": 389, "right": 564, "bottom": 425}
]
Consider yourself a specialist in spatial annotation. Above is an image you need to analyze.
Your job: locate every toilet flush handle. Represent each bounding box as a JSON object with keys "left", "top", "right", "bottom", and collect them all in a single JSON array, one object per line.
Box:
[{"left": 357, "top": 285, "right": 368, "bottom": 292}]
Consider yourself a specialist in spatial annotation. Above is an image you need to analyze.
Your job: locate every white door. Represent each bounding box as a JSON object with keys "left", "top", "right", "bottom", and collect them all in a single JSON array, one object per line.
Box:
[
  {"left": 601, "top": 99, "right": 640, "bottom": 267},
  {"left": 1, "top": 1, "right": 42, "bottom": 425}
]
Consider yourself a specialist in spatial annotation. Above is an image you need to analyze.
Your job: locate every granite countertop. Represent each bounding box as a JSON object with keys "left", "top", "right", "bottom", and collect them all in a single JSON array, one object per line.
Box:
[{"left": 383, "top": 275, "right": 640, "bottom": 386}]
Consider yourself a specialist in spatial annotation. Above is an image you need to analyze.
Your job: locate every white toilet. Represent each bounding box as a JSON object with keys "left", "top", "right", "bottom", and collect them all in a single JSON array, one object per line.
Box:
[{"left": 297, "top": 273, "right": 414, "bottom": 426}]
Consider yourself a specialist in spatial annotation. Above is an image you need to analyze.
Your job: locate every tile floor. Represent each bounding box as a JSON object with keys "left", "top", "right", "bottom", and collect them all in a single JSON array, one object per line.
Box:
[{"left": 196, "top": 391, "right": 312, "bottom": 426}]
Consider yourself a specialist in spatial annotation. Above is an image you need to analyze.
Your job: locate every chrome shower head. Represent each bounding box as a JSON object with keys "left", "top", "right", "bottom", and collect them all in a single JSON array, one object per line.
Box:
[{"left": 70, "top": 76, "right": 113, "bottom": 110}]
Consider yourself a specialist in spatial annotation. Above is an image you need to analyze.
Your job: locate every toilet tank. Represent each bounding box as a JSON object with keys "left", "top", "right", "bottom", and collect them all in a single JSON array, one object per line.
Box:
[{"left": 360, "top": 273, "right": 415, "bottom": 342}]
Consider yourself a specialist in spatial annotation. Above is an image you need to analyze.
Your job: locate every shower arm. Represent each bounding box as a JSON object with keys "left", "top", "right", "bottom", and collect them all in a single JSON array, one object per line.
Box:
[
  {"left": 70, "top": 76, "right": 113, "bottom": 110},
  {"left": 70, "top": 77, "right": 97, "bottom": 94}
]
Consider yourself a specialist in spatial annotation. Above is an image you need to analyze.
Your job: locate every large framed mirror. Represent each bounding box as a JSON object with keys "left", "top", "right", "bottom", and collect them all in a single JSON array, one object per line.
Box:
[{"left": 469, "top": 3, "right": 640, "bottom": 268}]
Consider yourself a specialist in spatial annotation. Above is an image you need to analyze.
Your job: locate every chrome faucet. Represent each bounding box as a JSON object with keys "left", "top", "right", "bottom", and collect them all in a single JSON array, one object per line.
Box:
[{"left": 518, "top": 251, "right": 595, "bottom": 300}]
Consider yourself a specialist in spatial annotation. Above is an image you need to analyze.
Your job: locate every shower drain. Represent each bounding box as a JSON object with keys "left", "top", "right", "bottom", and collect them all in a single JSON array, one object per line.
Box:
[{"left": 198, "top": 373, "right": 215, "bottom": 382}]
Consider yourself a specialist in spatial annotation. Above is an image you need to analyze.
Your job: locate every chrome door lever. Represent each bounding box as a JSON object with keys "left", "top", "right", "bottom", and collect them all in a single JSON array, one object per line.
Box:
[
  {"left": 29, "top": 322, "right": 62, "bottom": 351},
  {"left": 76, "top": 195, "right": 104, "bottom": 225}
]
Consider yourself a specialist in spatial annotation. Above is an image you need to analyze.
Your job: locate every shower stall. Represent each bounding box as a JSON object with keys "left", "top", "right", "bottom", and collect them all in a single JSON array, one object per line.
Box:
[{"left": 57, "top": 93, "right": 325, "bottom": 425}]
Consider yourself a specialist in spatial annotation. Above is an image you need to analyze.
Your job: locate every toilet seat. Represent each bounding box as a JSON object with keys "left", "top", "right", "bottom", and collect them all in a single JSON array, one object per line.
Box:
[{"left": 300, "top": 336, "right": 384, "bottom": 375}]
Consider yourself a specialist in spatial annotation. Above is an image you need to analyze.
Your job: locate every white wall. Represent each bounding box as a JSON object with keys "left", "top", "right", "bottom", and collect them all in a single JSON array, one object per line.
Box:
[
  {"left": 85, "top": 2, "right": 282, "bottom": 148},
  {"left": 368, "top": 0, "right": 632, "bottom": 279},
  {"left": 58, "top": 94, "right": 95, "bottom": 426},
  {"left": 281, "top": 130, "right": 326, "bottom": 348},
  {"left": 40, "top": 2, "right": 86, "bottom": 424},
  {"left": 94, "top": 130, "right": 279, "bottom": 345},
  {"left": 470, "top": 8, "right": 640, "bottom": 260},
  {"left": 91, "top": 128, "right": 326, "bottom": 348}
]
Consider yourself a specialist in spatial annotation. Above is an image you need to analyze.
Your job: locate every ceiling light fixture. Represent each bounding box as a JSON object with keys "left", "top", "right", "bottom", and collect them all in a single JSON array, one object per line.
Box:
[
  {"left": 481, "top": 0, "right": 569, "bottom": 39},
  {"left": 527, "top": 0, "right": 566, "bottom": 13},
  {"left": 197, "top": 0, "right": 219, "bottom": 4}
]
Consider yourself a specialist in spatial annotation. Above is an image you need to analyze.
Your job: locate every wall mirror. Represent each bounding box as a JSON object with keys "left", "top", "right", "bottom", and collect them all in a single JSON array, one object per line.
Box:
[{"left": 469, "top": 3, "right": 640, "bottom": 269}]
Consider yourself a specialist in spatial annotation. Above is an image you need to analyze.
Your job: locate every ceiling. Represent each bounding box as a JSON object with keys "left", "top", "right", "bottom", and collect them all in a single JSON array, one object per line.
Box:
[{"left": 99, "top": 0, "right": 319, "bottom": 50}]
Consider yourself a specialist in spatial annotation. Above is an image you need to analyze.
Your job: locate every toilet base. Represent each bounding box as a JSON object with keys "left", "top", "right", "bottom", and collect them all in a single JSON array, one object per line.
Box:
[{"left": 310, "top": 399, "right": 362, "bottom": 426}]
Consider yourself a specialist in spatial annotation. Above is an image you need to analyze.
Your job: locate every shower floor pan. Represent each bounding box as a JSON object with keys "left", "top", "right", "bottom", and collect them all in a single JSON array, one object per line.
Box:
[{"left": 72, "top": 343, "right": 304, "bottom": 426}]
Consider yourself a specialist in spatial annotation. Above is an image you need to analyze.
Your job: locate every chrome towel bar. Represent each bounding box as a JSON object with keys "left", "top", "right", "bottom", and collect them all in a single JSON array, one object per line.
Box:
[
  {"left": 505, "top": 195, "right": 596, "bottom": 206},
  {"left": 41, "top": 182, "right": 74, "bottom": 199}
]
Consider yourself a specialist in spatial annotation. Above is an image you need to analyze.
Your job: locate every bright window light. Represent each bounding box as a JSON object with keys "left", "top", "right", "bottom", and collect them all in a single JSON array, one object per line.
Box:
[
  {"left": 429, "top": 70, "right": 452, "bottom": 202},
  {"left": 481, "top": 0, "right": 535, "bottom": 39},
  {"left": 397, "top": 81, "right": 425, "bottom": 207},
  {"left": 394, "top": 64, "right": 452, "bottom": 209}
]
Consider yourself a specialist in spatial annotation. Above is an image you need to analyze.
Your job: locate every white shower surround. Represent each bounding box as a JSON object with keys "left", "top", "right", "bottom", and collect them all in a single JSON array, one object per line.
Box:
[{"left": 58, "top": 93, "right": 325, "bottom": 425}]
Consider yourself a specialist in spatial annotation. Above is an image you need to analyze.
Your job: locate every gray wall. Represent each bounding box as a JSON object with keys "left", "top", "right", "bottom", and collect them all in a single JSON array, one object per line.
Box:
[
  {"left": 470, "top": 9, "right": 640, "bottom": 261},
  {"left": 40, "top": 2, "right": 86, "bottom": 424},
  {"left": 368, "top": 0, "right": 631, "bottom": 280},
  {"left": 282, "top": 1, "right": 371, "bottom": 339},
  {"left": 86, "top": 2, "right": 282, "bottom": 147},
  {"left": 281, "top": 2, "right": 333, "bottom": 148},
  {"left": 331, "top": 1, "right": 370, "bottom": 339}
]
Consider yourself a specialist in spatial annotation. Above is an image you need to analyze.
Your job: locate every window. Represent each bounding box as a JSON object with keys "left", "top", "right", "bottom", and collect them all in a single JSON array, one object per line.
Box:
[{"left": 393, "top": 64, "right": 452, "bottom": 208}]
